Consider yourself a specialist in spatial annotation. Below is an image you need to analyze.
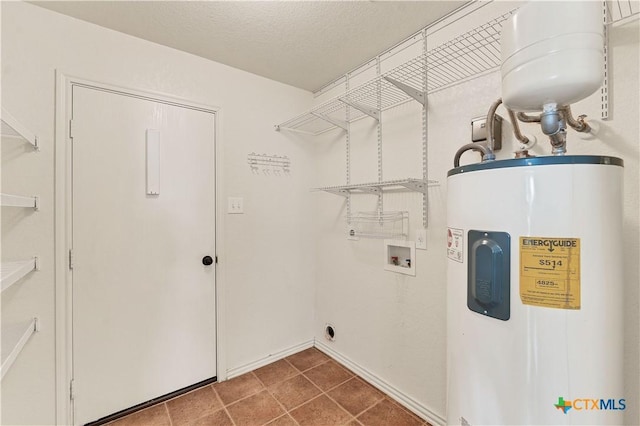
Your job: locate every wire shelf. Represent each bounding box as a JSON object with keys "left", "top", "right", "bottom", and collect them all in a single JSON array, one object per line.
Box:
[
  {"left": 314, "top": 178, "right": 439, "bottom": 197},
  {"left": 607, "top": 0, "right": 639, "bottom": 24},
  {"left": 347, "top": 211, "right": 408, "bottom": 240},
  {"left": 276, "top": 12, "right": 513, "bottom": 135}
]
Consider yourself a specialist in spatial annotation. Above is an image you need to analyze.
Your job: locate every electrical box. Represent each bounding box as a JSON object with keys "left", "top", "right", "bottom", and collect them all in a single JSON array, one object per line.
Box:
[{"left": 471, "top": 115, "right": 502, "bottom": 150}]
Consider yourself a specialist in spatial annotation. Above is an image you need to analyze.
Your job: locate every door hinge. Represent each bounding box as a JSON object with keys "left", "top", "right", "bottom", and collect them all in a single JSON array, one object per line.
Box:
[
  {"left": 70, "top": 379, "right": 75, "bottom": 400},
  {"left": 68, "top": 119, "right": 75, "bottom": 139},
  {"left": 69, "top": 249, "right": 74, "bottom": 270}
]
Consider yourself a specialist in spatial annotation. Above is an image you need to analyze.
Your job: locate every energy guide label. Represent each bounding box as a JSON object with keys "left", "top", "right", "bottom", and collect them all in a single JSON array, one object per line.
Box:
[{"left": 519, "top": 237, "right": 581, "bottom": 310}]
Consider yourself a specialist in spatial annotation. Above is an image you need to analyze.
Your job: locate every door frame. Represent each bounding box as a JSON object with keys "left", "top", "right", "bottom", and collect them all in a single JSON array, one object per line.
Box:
[{"left": 54, "top": 72, "right": 227, "bottom": 425}]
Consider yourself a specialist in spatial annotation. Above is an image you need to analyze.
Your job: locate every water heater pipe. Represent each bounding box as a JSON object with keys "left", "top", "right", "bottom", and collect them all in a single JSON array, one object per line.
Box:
[
  {"left": 516, "top": 112, "right": 541, "bottom": 123},
  {"left": 486, "top": 98, "right": 502, "bottom": 153},
  {"left": 506, "top": 108, "right": 530, "bottom": 146},
  {"left": 488, "top": 98, "right": 532, "bottom": 149},
  {"left": 559, "top": 105, "right": 591, "bottom": 133},
  {"left": 453, "top": 143, "right": 493, "bottom": 168}
]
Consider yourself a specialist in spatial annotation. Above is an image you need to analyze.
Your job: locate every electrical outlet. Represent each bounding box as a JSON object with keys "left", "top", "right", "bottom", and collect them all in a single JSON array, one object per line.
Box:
[
  {"left": 227, "top": 197, "right": 244, "bottom": 214},
  {"left": 416, "top": 229, "right": 427, "bottom": 250}
]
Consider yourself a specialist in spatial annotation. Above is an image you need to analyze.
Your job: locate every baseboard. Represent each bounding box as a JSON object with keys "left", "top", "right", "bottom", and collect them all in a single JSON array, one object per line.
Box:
[
  {"left": 226, "top": 339, "right": 315, "bottom": 379},
  {"left": 314, "top": 340, "right": 446, "bottom": 426}
]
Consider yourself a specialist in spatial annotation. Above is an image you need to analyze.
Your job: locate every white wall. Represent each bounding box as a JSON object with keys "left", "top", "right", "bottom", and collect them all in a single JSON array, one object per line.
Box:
[
  {"left": 1, "top": 2, "right": 316, "bottom": 424},
  {"left": 313, "top": 2, "right": 639, "bottom": 424}
]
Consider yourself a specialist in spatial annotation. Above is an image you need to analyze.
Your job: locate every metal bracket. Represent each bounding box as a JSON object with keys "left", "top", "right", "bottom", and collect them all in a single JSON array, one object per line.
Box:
[
  {"left": 310, "top": 112, "right": 348, "bottom": 131},
  {"left": 338, "top": 98, "right": 380, "bottom": 121},
  {"left": 323, "top": 188, "right": 350, "bottom": 197},
  {"left": 274, "top": 125, "right": 316, "bottom": 135},
  {"left": 359, "top": 186, "right": 381, "bottom": 195},
  {"left": 383, "top": 76, "right": 426, "bottom": 106},
  {"left": 399, "top": 180, "right": 428, "bottom": 193}
]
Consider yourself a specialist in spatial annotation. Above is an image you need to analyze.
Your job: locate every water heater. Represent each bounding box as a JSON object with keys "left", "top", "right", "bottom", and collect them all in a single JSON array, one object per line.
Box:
[
  {"left": 446, "top": 157, "right": 624, "bottom": 425},
  {"left": 446, "top": 2, "right": 625, "bottom": 425}
]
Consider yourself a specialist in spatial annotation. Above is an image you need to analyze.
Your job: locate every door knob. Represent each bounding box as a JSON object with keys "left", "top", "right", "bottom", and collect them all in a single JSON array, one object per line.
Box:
[{"left": 202, "top": 256, "right": 214, "bottom": 266}]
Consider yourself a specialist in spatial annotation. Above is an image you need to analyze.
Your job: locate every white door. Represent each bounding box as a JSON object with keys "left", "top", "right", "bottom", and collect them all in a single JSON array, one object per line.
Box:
[{"left": 71, "top": 85, "right": 216, "bottom": 425}]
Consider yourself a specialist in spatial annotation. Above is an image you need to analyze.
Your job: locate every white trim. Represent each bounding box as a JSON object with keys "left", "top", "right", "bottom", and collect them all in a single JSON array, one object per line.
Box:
[
  {"left": 314, "top": 340, "right": 446, "bottom": 426},
  {"left": 226, "top": 340, "right": 314, "bottom": 380},
  {"left": 54, "top": 71, "right": 225, "bottom": 425}
]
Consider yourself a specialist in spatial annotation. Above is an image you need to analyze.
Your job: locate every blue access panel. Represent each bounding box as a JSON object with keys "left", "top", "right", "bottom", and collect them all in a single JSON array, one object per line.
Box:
[{"left": 467, "top": 230, "right": 510, "bottom": 321}]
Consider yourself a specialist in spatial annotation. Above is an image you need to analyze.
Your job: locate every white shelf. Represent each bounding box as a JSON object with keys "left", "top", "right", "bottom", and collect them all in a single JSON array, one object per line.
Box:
[
  {"left": 1, "top": 258, "right": 38, "bottom": 293},
  {"left": 1, "top": 318, "right": 39, "bottom": 380},
  {"left": 1, "top": 107, "right": 38, "bottom": 150},
  {"left": 315, "top": 178, "right": 439, "bottom": 197},
  {"left": 276, "top": 12, "right": 512, "bottom": 135},
  {"left": 1, "top": 193, "right": 38, "bottom": 209}
]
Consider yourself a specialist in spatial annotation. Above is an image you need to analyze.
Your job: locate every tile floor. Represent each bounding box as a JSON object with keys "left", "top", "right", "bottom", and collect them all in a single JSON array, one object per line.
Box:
[{"left": 108, "top": 347, "right": 431, "bottom": 426}]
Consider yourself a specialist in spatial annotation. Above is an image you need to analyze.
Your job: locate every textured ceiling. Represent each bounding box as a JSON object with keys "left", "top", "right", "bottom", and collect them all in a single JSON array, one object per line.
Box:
[{"left": 31, "top": 1, "right": 468, "bottom": 92}]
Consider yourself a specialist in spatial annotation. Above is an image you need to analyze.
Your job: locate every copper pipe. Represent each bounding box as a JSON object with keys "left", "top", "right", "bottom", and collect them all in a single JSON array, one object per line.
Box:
[
  {"left": 559, "top": 105, "right": 591, "bottom": 133},
  {"left": 486, "top": 98, "right": 502, "bottom": 154},
  {"left": 507, "top": 108, "right": 530, "bottom": 145},
  {"left": 516, "top": 112, "right": 542, "bottom": 123},
  {"left": 454, "top": 143, "right": 493, "bottom": 167}
]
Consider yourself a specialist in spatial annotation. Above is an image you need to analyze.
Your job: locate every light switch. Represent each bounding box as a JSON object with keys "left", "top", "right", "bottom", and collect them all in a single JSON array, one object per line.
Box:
[{"left": 227, "top": 197, "right": 244, "bottom": 214}]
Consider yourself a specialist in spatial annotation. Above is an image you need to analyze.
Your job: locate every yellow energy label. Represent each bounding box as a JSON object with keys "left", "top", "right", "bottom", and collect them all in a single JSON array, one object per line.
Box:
[{"left": 519, "top": 237, "right": 581, "bottom": 310}]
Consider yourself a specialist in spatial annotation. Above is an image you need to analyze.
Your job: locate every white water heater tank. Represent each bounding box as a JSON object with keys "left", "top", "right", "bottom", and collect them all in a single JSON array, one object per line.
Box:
[
  {"left": 446, "top": 157, "right": 625, "bottom": 425},
  {"left": 501, "top": 1, "right": 604, "bottom": 111}
]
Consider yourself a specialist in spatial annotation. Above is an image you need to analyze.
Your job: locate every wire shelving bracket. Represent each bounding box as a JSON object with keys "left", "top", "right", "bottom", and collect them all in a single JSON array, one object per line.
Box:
[
  {"left": 1, "top": 108, "right": 38, "bottom": 150},
  {"left": 1, "top": 258, "right": 39, "bottom": 293},
  {"left": 1, "top": 318, "right": 39, "bottom": 380}
]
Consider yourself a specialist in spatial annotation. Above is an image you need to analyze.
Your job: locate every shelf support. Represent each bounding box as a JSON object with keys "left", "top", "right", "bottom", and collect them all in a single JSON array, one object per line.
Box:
[
  {"left": 1, "top": 318, "right": 39, "bottom": 380},
  {"left": 274, "top": 125, "right": 317, "bottom": 135},
  {"left": 1, "top": 193, "right": 39, "bottom": 209},
  {"left": 358, "top": 186, "right": 382, "bottom": 195},
  {"left": 338, "top": 99, "right": 380, "bottom": 121},
  {"left": 1, "top": 258, "right": 38, "bottom": 293},
  {"left": 322, "top": 188, "right": 350, "bottom": 197},
  {"left": 399, "top": 180, "right": 428, "bottom": 194},
  {"left": 1, "top": 108, "right": 38, "bottom": 150},
  {"left": 383, "top": 77, "right": 426, "bottom": 106},
  {"left": 310, "top": 112, "right": 348, "bottom": 131}
]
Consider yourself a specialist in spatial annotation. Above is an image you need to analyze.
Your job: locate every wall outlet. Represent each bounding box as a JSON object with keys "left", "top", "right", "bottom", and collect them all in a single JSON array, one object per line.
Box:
[
  {"left": 227, "top": 197, "right": 244, "bottom": 214},
  {"left": 416, "top": 229, "right": 427, "bottom": 250}
]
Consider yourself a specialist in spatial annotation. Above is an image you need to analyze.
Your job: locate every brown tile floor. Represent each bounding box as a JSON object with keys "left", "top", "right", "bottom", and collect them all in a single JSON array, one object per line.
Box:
[{"left": 108, "top": 347, "right": 431, "bottom": 426}]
